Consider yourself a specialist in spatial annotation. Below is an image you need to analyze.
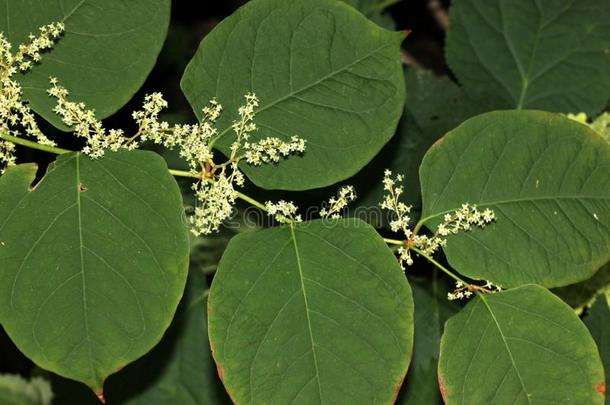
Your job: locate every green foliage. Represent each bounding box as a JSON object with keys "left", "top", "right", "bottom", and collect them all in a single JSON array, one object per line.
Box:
[
  {"left": 0, "top": 151, "right": 189, "bottom": 391},
  {"left": 0, "top": 0, "right": 170, "bottom": 129},
  {"left": 0, "top": 0, "right": 608, "bottom": 403},
  {"left": 208, "top": 219, "right": 413, "bottom": 403},
  {"left": 49, "top": 270, "right": 229, "bottom": 404},
  {"left": 420, "top": 110, "right": 610, "bottom": 288},
  {"left": 446, "top": 0, "right": 610, "bottom": 114},
  {"left": 181, "top": 0, "right": 405, "bottom": 190},
  {"left": 439, "top": 285, "right": 605, "bottom": 404},
  {"left": 397, "top": 270, "right": 460, "bottom": 405}
]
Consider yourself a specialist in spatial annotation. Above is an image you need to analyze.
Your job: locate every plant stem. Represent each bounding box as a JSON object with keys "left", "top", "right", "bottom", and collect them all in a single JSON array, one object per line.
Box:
[
  {"left": 235, "top": 191, "right": 268, "bottom": 212},
  {"left": 383, "top": 238, "right": 404, "bottom": 245},
  {"left": 1, "top": 132, "right": 71, "bottom": 155},
  {"left": 409, "top": 245, "right": 470, "bottom": 287},
  {"left": 167, "top": 169, "right": 197, "bottom": 179},
  {"left": 2, "top": 133, "right": 271, "bottom": 212}
]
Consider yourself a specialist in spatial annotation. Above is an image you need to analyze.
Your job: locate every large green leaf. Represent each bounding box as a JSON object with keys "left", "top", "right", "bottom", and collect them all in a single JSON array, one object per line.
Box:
[
  {"left": 181, "top": 0, "right": 405, "bottom": 190},
  {"left": 396, "top": 270, "right": 460, "bottom": 405},
  {"left": 208, "top": 218, "right": 413, "bottom": 404},
  {"left": 584, "top": 294, "right": 610, "bottom": 404},
  {"left": 0, "top": 151, "right": 189, "bottom": 393},
  {"left": 419, "top": 110, "right": 610, "bottom": 288},
  {"left": 446, "top": 0, "right": 610, "bottom": 114},
  {"left": 106, "top": 270, "right": 229, "bottom": 404},
  {"left": 49, "top": 270, "right": 230, "bottom": 404},
  {"left": 0, "top": 0, "right": 170, "bottom": 128},
  {"left": 438, "top": 285, "right": 605, "bottom": 404}
]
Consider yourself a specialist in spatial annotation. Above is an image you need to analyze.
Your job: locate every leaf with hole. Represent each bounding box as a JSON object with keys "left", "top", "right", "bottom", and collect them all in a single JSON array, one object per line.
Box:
[
  {"left": 438, "top": 285, "right": 605, "bottom": 404},
  {"left": 419, "top": 110, "right": 610, "bottom": 288},
  {"left": 0, "top": 151, "right": 189, "bottom": 393},
  {"left": 208, "top": 218, "right": 413, "bottom": 404},
  {"left": 181, "top": 0, "right": 405, "bottom": 190}
]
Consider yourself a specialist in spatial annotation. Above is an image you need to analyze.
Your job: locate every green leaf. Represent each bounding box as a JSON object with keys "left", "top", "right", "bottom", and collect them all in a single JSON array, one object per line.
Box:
[
  {"left": 106, "top": 270, "right": 230, "bottom": 404},
  {"left": 553, "top": 263, "right": 610, "bottom": 309},
  {"left": 438, "top": 285, "right": 605, "bottom": 404},
  {"left": 208, "top": 218, "right": 414, "bottom": 404},
  {"left": 354, "top": 68, "right": 489, "bottom": 220},
  {"left": 0, "top": 374, "right": 53, "bottom": 405},
  {"left": 0, "top": 0, "right": 170, "bottom": 128},
  {"left": 446, "top": 0, "right": 610, "bottom": 114},
  {"left": 419, "top": 110, "right": 610, "bottom": 288},
  {"left": 49, "top": 269, "right": 230, "bottom": 404},
  {"left": 584, "top": 294, "right": 610, "bottom": 404},
  {"left": 181, "top": 0, "right": 405, "bottom": 190},
  {"left": 0, "top": 151, "right": 189, "bottom": 393},
  {"left": 396, "top": 270, "right": 460, "bottom": 405}
]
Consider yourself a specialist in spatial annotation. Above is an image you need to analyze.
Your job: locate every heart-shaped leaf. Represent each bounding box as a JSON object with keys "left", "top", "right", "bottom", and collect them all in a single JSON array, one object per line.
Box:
[
  {"left": 0, "top": 151, "right": 189, "bottom": 394},
  {"left": 181, "top": 0, "right": 405, "bottom": 190},
  {"left": 1, "top": 0, "right": 170, "bottom": 128},
  {"left": 208, "top": 218, "right": 413, "bottom": 404},
  {"left": 419, "top": 110, "right": 610, "bottom": 288},
  {"left": 439, "top": 285, "right": 605, "bottom": 404},
  {"left": 446, "top": 0, "right": 610, "bottom": 114}
]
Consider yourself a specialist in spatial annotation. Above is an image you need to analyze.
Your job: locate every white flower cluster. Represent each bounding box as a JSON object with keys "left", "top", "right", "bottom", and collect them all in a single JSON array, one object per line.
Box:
[
  {"left": 48, "top": 78, "right": 132, "bottom": 158},
  {"left": 265, "top": 200, "right": 302, "bottom": 224},
  {"left": 320, "top": 185, "right": 356, "bottom": 219},
  {"left": 380, "top": 170, "right": 496, "bottom": 269},
  {"left": 447, "top": 280, "right": 502, "bottom": 301},
  {"left": 0, "top": 23, "right": 64, "bottom": 171},
  {"left": 437, "top": 204, "right": 495, "bottom": 236},
  {"left": 44, "top": 83, "right": 307, "bottom": 235},
  {"left": 227, "top": 93, "right": 306, "bottom": 165},
  {"left": 243, "top": 136, "right": 306, "bottom": 165}
]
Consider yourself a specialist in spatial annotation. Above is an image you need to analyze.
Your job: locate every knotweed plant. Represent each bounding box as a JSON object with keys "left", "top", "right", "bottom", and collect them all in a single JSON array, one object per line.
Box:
[
  {"left": 380, "top": 169, "right": 501, "bottom": 297},
  {"left": 2, "top": 5, "right": 604, "bottom": 402},
  {"left": 47, "top": 83, "right": 307, "bottom": 236}
]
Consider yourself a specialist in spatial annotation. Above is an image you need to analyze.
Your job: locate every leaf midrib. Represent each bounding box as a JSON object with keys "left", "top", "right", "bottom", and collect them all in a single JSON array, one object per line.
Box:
[
  {"left": 75, "top": 154, "right": 96, "bottom": 384},
  {"left": 289, "top": 224, "right": 323, "bottom": 403},
  {"left": 421, "top": 194, "right": 608, "bottom": 226},
  {"left": 479, "top": 295, "right": 532, "bottom": 405}
]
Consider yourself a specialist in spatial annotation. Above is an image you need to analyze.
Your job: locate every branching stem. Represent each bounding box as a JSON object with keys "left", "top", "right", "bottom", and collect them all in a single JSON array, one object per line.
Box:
[{"left": 1, "top": 133, "right": 272, "bottom": 214}]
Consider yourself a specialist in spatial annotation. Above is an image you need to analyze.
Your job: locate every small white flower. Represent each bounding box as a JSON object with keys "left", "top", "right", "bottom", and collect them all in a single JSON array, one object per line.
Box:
[
  {"left": 265, "top": 200, "right": 302, "bottom": 224},
  {"left": 320, "top": 185, "right": 356, "bottom": 219}
]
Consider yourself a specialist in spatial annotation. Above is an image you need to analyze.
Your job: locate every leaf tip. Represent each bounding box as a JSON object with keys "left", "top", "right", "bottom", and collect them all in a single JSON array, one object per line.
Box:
[{"left": 95, "top": 389, "right": 106, "bottom": 404}]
